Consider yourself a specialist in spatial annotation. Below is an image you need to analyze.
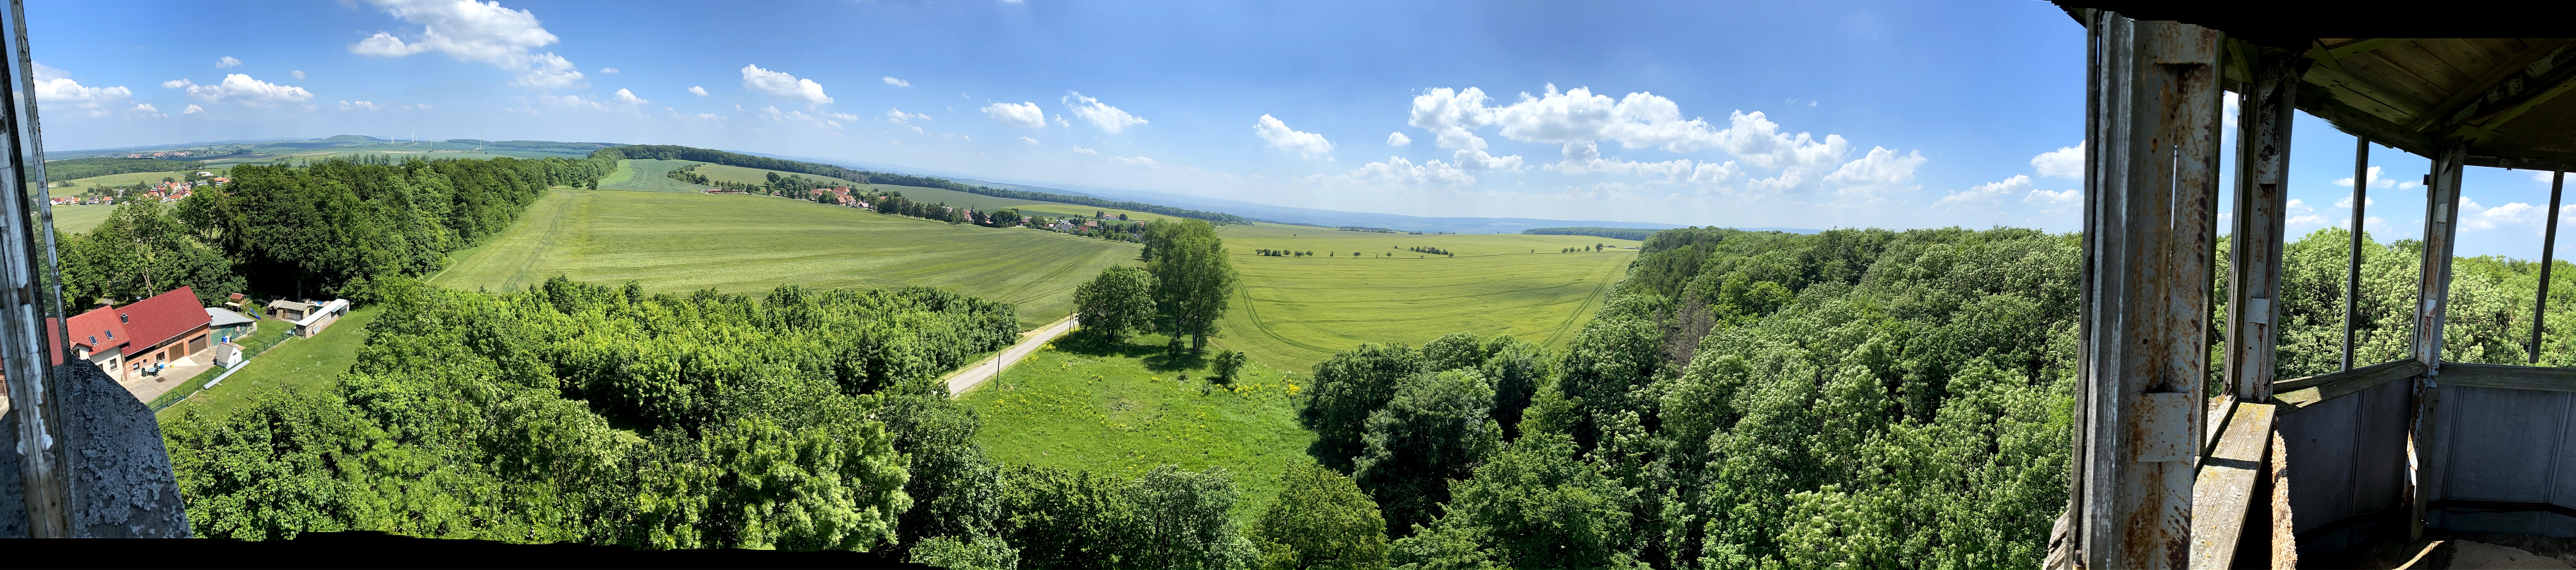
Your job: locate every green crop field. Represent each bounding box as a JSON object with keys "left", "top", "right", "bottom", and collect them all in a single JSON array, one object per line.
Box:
[
  {"left": 596, "top": 158, "right": 710, "bottom": 192},
  {"left": 694, "top": 164, "right": 862, "bottom": 187},
  {"left": 429, "top": 188, "right": 1141, "bottom": 327},
  {"left": 156, "top": 305, "right": 384, "bottom": 420},
  {"left": 52, "top": 204, "right": 115, "bottom": 234},
  {"left": 1206, "top": 222, "right": 1639, "bottom": 372},
  {"left": 960, "top": 332, "right": 1314, "bottom": 524}
]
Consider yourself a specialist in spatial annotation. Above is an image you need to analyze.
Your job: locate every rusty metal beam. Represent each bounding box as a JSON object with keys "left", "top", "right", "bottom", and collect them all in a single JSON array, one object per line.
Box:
[
  {"left": 2537, "top": 171, "right": 2564, "bottom": 364},
  {"left": 2068, "top": 12, "right": 2223, "bottom": 569},
  {"left": 2405, "top": 144, "right": 2467, "bottom": 542},
  {"left": 2432, "top": 44, "right": 2576, "bottom": 142},
  {"left": 2346, "top": 137, "right": 2368, "bottom": 371},
  {"left": 2227, "top": 52, "right": 2303, "bottom": 401}
]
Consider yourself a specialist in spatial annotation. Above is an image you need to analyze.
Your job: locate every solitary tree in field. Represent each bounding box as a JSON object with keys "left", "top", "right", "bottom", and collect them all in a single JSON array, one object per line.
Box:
[
  {"left": 1144, "top": 219, "right": 1238, "bottom": 353},
  {"left": 1074, "top": 265, "right": 1156, "bottom": 342}
]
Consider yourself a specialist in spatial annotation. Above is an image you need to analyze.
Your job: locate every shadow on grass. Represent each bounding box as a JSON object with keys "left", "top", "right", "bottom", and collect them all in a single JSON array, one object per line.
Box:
[{"left": 1049, "top": 331, "right": 1206, "bottom": 373}]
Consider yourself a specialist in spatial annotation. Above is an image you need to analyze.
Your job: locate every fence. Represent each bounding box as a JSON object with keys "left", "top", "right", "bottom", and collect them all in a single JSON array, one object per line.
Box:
[{"left": 145, "top": 326, "right": 296, "bottom": 413}]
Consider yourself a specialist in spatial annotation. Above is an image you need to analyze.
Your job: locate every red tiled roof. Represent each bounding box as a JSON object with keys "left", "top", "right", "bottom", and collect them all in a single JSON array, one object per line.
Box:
[{"left": 63, "top": 287, "right": 208, "bottom": 358}]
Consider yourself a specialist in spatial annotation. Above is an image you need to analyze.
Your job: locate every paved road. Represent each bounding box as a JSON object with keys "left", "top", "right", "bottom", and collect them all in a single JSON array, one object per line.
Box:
[{"left": 944, "top": 315, "right": 1079, "bottom": 397}]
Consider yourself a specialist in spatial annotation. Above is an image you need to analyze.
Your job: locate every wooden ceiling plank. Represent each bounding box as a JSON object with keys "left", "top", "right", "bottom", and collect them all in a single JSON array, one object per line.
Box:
[
  {"left": 2343, "top": 54, "right": 2459, "bottom": 105},
  {"left": 2411, "top": 40, "right": 2507, "bottom": 85},
  {"left": 2374, "top": 41, "right": 2478, "bottom": 89},
  {"left": 2296, "top": 85, "right": 2435, "bottom": 156},
  {"left": 2306, "top": 65, "right": 2431, "bottom": 119},
  {"left": 2405, "top": 39, "right": 2574, "bottom": 131}
]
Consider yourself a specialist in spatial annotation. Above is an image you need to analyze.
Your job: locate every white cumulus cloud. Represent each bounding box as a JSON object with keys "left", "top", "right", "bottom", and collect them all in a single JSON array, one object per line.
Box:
[
  {"left": 1072, "top": 146, "right": 1098, "bottom": 155},
  {"left": 1937, "top": 175, "right": 2035, "bottom": 207},
  {"left": 740, "top": 64, "right": 830, "bottom": 104},
  {"left": 1336, "top": 156, "right": 1476, "bottom": 187},
  {"left": 2032, "top": 142, "right": 2084, "bottom": 179},
  {"left": 1112, "top": 156, "right": 1156, "bottom": 166},
  {"left": 32, "top": 64, "right": 134, "bottom": 117},
  {"left": 167, "top": 74, "right": 313, "bottom": 106},
  {"left": 347, "top": 0, "right": 586, "bottom": 88},
  {"left": 1064, "top": 91, "right": 1146, "bottom": 133},
  {"left": 339, "top": 100, "right": 383, "bottom": 111},
  {"left": 1387, "top": 132, "right": 1411, "bottom": 146},
  {"left": 688, "top": 85, "right": 708, "bottom": 96},
  {"left": 883, "top": 76, "right": 910, "bottom": 87},
  {"left": 215, "top": 56, "right": 242, "bottom": 68},
  {"left": 982, "top": 101, "right": 1047, "bottom": 128},
  {"left": 2334, "top": 166, "right": 2399, "bottom": 189},
  {"left": 599, "top": 67, "right": 618, "bottom": 74},
  {"left": 182, "top": 104, "right": 204, "bottom": 114},
  {"left": 1021, "top": 136, "right": 1041, "bottom": 145},
  {"left": 1254, "top": 114, "right": 1333, "bottom": 157},
  {"left": 611, "top": 88, "right": 648, "bottom": 104},
  {"left": 290, "top": 70, "right": 305, "bottom": 80}
]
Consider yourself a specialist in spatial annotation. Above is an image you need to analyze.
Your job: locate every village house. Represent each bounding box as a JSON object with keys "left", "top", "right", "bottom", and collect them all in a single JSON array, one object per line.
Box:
[
  {"left": 56, "top": 287, "right": 213, "bottom": 382},
  {"left": 266, "top": 298, "right": 350, "bottom": 337}
]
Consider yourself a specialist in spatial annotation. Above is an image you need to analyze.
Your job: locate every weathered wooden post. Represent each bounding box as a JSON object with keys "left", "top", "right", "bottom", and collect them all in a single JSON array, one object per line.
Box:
[
  {"left": 2067, "top": 11, "right": 2223, "bottom": 569},
  {"left": 0, "top": 0, "right": 73, "bottom": 538}
]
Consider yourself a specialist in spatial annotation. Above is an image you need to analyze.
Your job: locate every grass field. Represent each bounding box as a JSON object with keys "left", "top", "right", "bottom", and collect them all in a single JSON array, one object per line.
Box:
[
  {"left": 155, "top": 305, "right": 383, "bottom": 420},
  {"left": 695, "top": 164, "right": 863, "bottom": 187},
  {"left": 429, "top": 188, "right": 1141, "bottom": 327},
  {"left": 596, "top": 158, "right": 710, "bottom": 192},
  {"left": 1206, "top": 222, "right": 1639, "bottom": 372},
  {"left": 959, "top": 332, "right": 1314, "bottom": 524},
  {"left": 52, "top": 204, "right": 113, "bottom": 234},
  {"left": 866, "top": 185, "right": 1187, "bottom": 223}
]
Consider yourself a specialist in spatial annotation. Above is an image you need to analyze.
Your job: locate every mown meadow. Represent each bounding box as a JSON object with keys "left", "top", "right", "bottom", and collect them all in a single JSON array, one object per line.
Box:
[
  {"left": 1208, "top": 222, "right": 1639, "bottom": 371},
  {"left": 593, "top": 158, "right": 708, "bottom": 192},
  {"left": 429, "top": 188, "right": 1143, "bottom": 327},
  {"left": 957, "top": 332, "right": 1315, "bottom": 525}
]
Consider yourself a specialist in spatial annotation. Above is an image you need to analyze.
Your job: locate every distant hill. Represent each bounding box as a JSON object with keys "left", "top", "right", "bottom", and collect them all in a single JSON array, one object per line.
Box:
[
  {"left": 323, "top": 134, "right": 388, "bottom": 142},
  {"left": 1523, "top": 227, "right": 1661, "bottom": 240}
]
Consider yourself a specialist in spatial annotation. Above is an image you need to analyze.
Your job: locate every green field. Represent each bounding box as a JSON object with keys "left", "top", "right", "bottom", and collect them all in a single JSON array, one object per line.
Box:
[
  {"left": 429, "top": 188, "right": 1141, "bottom": 327},
  {"left": 51, "top": 204, "right": 114, "bottom": 234},
  {"left": 695, "top": 163, "right": 863, "bottom": 187},
  {"left": 1207, "top": 223, "right": 1639, "bottom": 371},
  {"left": 595, "top": 158, "right": 710, "bottom": 192},
  {"left": 155, "top": 305, "right": 383, "bottom": 420},
  {"left": 960, "top": 332, "right": 1313, "bottom": 524}
]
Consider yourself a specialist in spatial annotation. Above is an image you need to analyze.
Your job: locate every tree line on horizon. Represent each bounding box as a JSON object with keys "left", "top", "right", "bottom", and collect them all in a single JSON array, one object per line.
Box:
[{"left": 594, "top": 144, "right": 1251, "bottom": 225}]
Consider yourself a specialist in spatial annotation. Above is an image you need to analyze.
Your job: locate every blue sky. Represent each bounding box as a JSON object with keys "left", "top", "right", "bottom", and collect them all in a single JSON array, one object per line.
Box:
[{"left": 23, "top": 0, "right": 2576, "bottom": 258}]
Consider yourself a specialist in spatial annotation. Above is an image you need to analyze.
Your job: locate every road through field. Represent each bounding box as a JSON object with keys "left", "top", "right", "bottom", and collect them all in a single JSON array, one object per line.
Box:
[{"left": 944, "top": 315, "right": 1079, "bottom": 397}]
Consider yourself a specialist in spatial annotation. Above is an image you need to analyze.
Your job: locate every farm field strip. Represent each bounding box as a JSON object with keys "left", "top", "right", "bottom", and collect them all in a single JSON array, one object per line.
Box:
[
  {"left": 595, "top": 159, "right": 710, "bottom": 192},
  {"left": 1209, "top": 222, "right": 1638, "bottom": 371},
  {"left": 432, "top": 188, "right": 1142, "bottom": 327},
  {"left": 51, "top": 204, "right": 114, "bottom": 234}
]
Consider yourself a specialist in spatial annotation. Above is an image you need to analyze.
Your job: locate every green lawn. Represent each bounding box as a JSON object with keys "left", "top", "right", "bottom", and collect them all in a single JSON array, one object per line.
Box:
[
  {"left": 155, "top": 305, "right": 383, "bottom": 420},
  {"left": 959, "top": 332, "right": 1314, "bottom": 523},
  {"left": 429, "top": 188, "right": 1142, "bottom": 327},
  {"left": 596, "top": 158, "right": 709, "bottom": 192},
  {"left": 1208, "top": 223, "right": 1639, "bottom": 372},
  {"left": 51, "top": 204, "right": 113, "bottom": 234}
]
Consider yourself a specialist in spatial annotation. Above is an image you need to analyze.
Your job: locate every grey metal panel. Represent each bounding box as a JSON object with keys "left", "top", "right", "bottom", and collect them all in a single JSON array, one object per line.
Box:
[
  {"left": 2437, "top": 386, "right": 2561, "bottom": 503},
  {"left": 2442, "top": 511, "right": 2568, "bottom": 537},
  {"left": 2354, "top": 377, "right": 2411, "bottom": 515},
  {"left": 2282, "top": 384, "right": 2364, "bottom": 532}
]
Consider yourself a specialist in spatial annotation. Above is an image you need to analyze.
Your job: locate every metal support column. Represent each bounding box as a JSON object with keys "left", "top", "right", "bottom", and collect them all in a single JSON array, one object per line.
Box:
[
  {"left": 2068, "top": 12, "right": 2223, "bottom": 569},
  {"left": 2224, "top": 51, "right": 2300, "bottom": 402},
  {"left": 2406, "top": 144, "right": 2467, "bottom": 542},
  {"left": 2346, "top": 139, "right": 2369, "bottom": 371},
  {"left": 2534, "top": 171, "right": 2563, "bottom": 364},
  {"left": 0, "top": 0, "right": 72, "bottom": 538}
]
